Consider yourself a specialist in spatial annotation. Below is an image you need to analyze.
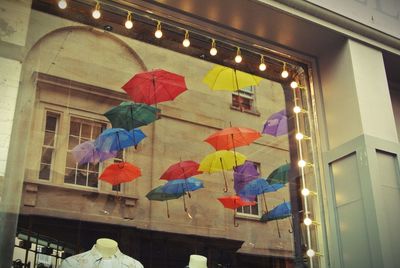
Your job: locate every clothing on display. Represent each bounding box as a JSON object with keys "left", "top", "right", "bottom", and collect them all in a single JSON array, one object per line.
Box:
[
  {"left": 185, "top": 254, "right": 208, "bottom": 268},
  {"left": 59, "top": 239, "right": 143, "bottom": 268}
]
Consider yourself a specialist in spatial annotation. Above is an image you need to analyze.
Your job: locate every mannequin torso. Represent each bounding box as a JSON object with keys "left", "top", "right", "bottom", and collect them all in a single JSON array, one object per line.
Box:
[{"left": 95, "top": 238, "right": 118, "bottom": 259}]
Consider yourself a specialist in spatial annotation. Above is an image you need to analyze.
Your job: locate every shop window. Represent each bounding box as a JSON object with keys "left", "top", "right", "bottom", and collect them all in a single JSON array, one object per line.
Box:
[
  {"left": 64, "top": 117, "right": 106, "bottom": 188},
  {"left": 39, "top": 112, "right": 60, "bottom": 180},
  {"left": 231, "top": 86, "right": 256, "bottom": 112}
]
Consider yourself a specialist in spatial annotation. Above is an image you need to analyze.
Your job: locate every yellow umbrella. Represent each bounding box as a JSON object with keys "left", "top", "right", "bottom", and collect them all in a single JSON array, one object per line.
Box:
[
  {"left": 203, "top": 65, "right": 263, "bottom": 91},
  {"left": 199, "top": 150, "right": 247, "bottom": 192}
]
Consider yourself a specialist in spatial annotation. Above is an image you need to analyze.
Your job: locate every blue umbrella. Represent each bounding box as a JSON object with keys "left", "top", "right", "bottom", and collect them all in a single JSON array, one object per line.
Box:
[
  {"left": 261, "top": 201, "right": 292, "bottom": 238},
  {"left": 94, "top": 128, "right": 146, "bottom": 153},
  {"left": 239, "top": 178, "right": 284, "bottom": 213},
  {"left": 162, "top": 177, "right": 204, "bottom": 217}
]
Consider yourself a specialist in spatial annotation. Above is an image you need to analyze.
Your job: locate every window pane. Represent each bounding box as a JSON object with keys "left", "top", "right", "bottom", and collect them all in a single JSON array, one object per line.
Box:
[
  {"left": 66, "top": 152, "right": 76, "bottom": 168},
  {"left": 89, "top": 162, "right": 98, "bottom": 172},
  {"left": 45, "top": 114, "right": 58, "bottom": 132},
  {"left": 64, "top": 168, "right": 76, "bottom": 184},
  {"left": 80, "top": 137, "right": 89, "bottom": 144},
  {"left": 243, "top": 206, "right": 250, "bottom": 214},
  {"left": 68, "top": 135, "right": 79, "bottom": 150},
  {"left": 88, "top": 172, "right": 98, "bottom": 188},
  {"left": 39, "top": 164, "right": 50, "bottom": 180},
  {"left": 81, "top": 123, "right": 91, "bottom": 138},
  {"left": 92, "top": 126, "right": 102, "bottom": 138},
  {"left": 43, "top": 131, "right": 55, "bottom": 147},
  {"left": 76, "top": 170, "right": 87, "bottom": 186},
  {"left": 112, "top": 184, "right": 121, "bottom": 191},
  {"left": 251, "top": 204, "right": 259, "bottom": 215},
  {"left": 69, "top": 121, "right": 80, "bottom": 136},
  {"left": 41, "top": 148, "right": 53, "bottom": 164}
]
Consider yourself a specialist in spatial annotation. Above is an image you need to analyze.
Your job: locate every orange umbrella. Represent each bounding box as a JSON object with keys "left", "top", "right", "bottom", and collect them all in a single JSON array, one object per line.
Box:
[
  {"left": 205, "top": 127, "right": 261, "bottom": 151},
  {"left": 217, "top": 195, "right": 256, "bottom": 226},
  {"left": 99, "top": 162, "right": 141, "bottom": 186}
]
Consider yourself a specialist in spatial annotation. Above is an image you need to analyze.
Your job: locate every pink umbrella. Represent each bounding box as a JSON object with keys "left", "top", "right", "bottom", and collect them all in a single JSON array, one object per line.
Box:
[{"left": 72, "top": 140, "right": 117, "bottom": 165}]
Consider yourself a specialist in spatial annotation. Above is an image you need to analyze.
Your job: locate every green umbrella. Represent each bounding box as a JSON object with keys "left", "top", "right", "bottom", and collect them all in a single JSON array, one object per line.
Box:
[
  {"left": 266, "top": 163, "right": 290, "bottom": 185},
  {"left": 146, "top": 185, "right": 183, "bottom": 218},
  {"left": 104, "top": 101, "right": 160, "bottom": 131}
]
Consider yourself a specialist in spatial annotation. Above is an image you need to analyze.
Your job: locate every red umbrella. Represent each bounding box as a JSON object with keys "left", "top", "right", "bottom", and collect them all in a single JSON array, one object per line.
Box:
[
  {"left": 217, "top": 195, "right": 256, "bottom": 227},
  {"left": 205, "top": 127, "right": 261, "bottom": 151},
  {"left": 99, "top": 162, "right": 141, "bottom": 186},
  {"left": 160, "top": 160, "right": 203, "bottom": 181},
  {"left": 122, "top": 69, "right": 187, "bottom": 105}
]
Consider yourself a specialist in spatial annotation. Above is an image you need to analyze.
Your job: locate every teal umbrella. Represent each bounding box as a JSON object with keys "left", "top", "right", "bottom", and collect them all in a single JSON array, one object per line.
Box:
[
  {"left": 146, "top": 185, "right": 183, "bottom": 218},
  {"left": 266, "top": 163, "right": 290, "bottom": 185},
  {"left": 104, "top": 101, "right": 160, "bottom": 131}
]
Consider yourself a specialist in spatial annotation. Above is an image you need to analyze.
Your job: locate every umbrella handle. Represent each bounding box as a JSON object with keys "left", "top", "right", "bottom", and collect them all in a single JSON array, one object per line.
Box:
[
  {"left": 220, "top": 158, "right": 228, "bottom": 192},
  {"left": 233, "top": 210, "right": 239, "bottom": 227},
  {"left": 288, "top": 217, "right": 293, "bottom": 233},
  {"left": 166, "top": 201, "right": 170, "bottom": 218},
  {"left": 183, "top": 192, "right": 192, "bottom": 219},
  {"left": 276, "top": 220, "right": 281, "bottom": 238},
  {"left": 262, "top": 193, "right": 269, "bottom": 214}
]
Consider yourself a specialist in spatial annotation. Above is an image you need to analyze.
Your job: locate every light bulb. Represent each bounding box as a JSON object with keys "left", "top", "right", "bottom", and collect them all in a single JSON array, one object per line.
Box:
[
  {"left": 182, "top": 31, "right": 190, "bottom": 47},
  {"left": 235, "top": 47, "right": 242, "bottom": 63},
  {"left": 304, "top": 217, "right": 312, "bottom": 226},
  {"left": 298, "top": 160, "right": 306, "bottom": 168},
  {"left": 296, "top": 133, "right": 304, "bottom": 140},
  {"left": 301, "top": 188, "right": 310, "bottom": 196},
  {"left": 281, "top": 63, "right": 289, "bottom": 78},
  {"left": 307, "top": 249, "right": 315, "bottom": 257},
  {"left": 58, "top": 0, "right": 67, "bottom": 9},
  {"left": 291, "top": 81, "right": 298, "bottom": 89},
  {"left": 210, "top": 39, "right": 217, "bottom": 56},
  {"left": 155, "top": 21, "right": 162, "bottom": 38},
  {"left": 293, "top": 106, "right": 301, "bottom": 113},
  {"left": 92, "top": 2, "right": 101, "bottom": 19},
  {"left": 259, "top": 55, "right": 266, "bottom": 71},
  {"left": 125, "top": 13, "right": 133, "bottom": 29}
]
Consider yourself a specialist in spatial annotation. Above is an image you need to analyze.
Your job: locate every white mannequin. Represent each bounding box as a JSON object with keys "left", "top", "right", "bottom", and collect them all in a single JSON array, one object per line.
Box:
[{"left": 95, "top": 238, "right": 118, "bottom": 259}]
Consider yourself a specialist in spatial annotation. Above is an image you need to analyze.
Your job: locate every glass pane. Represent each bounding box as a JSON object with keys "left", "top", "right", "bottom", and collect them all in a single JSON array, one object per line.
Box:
[
  {"left": 252, "top": 204, "right": 259, "bottom": 215},
  {"left": 39, "top": 164, "right": 50, "bottom": 180},
  {"left": 112, "top": 184, "right": 121, "bottom": 191},
  {"left": 89, "top": 162, "right": 98, "bottom": 172},
  {"left": 88, "top": 172, "right": 98, "bottom": 188},
  {"left": 243, "top": 206, "right": 250, "bottom": 214},
  {"left": 68, "top": 135, "right": 79, "bottom": 150},
  {"left": 76, "top": 170, "right": 87, "bottom": 186},
  {"left": 66, "top": 152, "right": 76, "bottom": 168},
  {"left": 92, "top": 125, "right": 102, "bottom": 138},
  {"left": 64, "top": 168, "right": 76, "bottom": 184},
  {"left": 81, "top": 123, "right": 91, "bottom": 138},
  {"left": 80, "top": 137, "right": 89, "bottom": 144},
  {"left": 45, "top": 114, "right": 58, "bottom": 131},
  {"left": 41, "top": 148, "right": 53, "bottom": 164},
  {"left": 43, "top": 131, "right": 55, "bottom": 147},
  {"left": 69, "top": 121, "right": 80, "bottom": 136}
]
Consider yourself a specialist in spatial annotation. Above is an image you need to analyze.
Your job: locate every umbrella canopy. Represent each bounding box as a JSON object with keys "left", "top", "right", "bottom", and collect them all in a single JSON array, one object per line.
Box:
[
  {"left": 203, "top": 65, "right": 262, "bottom": 91},
  {"left": 267, "top": 163, "right": 291, "bottom": 185},
  {"left": 161, "top": 177, "right": 204, "bottom": 195},
  {"left": 262, "top": 109, "right": 288, "bottom": 137},
  {"left": 198, "top": 150, "right": 246, "bottom": 173},
  {"left": 239, "top": 179, "right": 284, "bottom": 199},
  {"left": 104, "top": 101, "right": 160, "bottom": 130},
  {"left": 122, "top": 69, "right": 187, "bottom": 105},
  {"left": 94, "top": 128, "right": 146, "bottom": 153},
  {"left": 217, "top": 195, "right": 257, "bottom": 210},
  {"left": 160, "top": 160, "right": 203, "bottom": 181},
  {"left": 99, "top": 162, "right": 141, "bottom": 186},
  {"left": 233, "top": 161, "right": 260, "bottom": 194},
  {"left": 261, "top": 201, "right": 291, "bottom": 222},
  {"left": 71, "top": 140, "right": 117, "bottom": 164},
  {"left": 204, "top": 127, "right": 261, "bottom": 151},
  {"left": 146, "top": 185, "right": 184, "bottom": 201}
]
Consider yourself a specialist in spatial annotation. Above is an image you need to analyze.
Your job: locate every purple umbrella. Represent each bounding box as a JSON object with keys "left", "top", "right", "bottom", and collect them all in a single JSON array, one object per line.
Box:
[
  {"left": 72, "top": 140, "right": 117, "bottom": 165},
  {"left": 262, "top": 109, "right": 288, "bottom": 137},
  {"left": 234, "top": 161, "right": 260, "bottom": 195}
]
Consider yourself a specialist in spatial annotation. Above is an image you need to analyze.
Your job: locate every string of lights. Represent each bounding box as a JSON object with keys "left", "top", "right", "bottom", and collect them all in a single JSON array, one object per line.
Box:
[{"left": 56, "top": 0, "right": 297, "bottom": 78}]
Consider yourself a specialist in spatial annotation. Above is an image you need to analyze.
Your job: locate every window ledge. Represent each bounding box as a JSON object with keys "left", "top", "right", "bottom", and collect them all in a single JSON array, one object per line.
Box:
[
  {"left": 230, "top": 105, "right": 261, "bottom": 116},
  {"left": 235, "top": 213, "right": 262, "bottom": 221},
  {"left": 24, "top": 179, "right": 139, "bottom": 200}
]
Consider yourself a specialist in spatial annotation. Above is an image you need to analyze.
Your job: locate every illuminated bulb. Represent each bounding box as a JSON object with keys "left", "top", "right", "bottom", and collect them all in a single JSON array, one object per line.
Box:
[
  {"left": 304, "top": 217, "right": 312, "bottom": 226},
  {"left": 301, "top": 188, "right": 310, "bottom": 196},
  {"left": 298, "top": 159, "right": 306, "bottom": 168},
  {"left": 259, "top": 55, "right": 266, "bottom": 71},
  {"left": 291, "top": 81, "right": 298, "bottom": 89},
  {"left": 182, "top": 30, "right": 190, "bottom": 47},
  {"left": 235, "top": 47, "right": 242, "bottom": 63},
  {"left": 92, "top": 2, "right": 101, "bottom": 19},
  {"left": 293, "top": 106, "right": 301, "bottom": 114},
  {"left": 307, "top": 249, "right": 316, "bottom": 257},
  {"left": 155, "top": 21, "right": 162, "bottom": 38},
  {"left": 58, "top": 0, "right": 67, "bottom": 9},
  {"left": 296, "top": 133, "right": 304, "bottom": 140},
  {"left": 281, "top": 63, "right": 289, "bottom": 78},
  {"left": 210, "top": 39, "right": 217, "bottom": 56},
  {"left": 125, "top": 12, "right": 133, "bottom": 29}
]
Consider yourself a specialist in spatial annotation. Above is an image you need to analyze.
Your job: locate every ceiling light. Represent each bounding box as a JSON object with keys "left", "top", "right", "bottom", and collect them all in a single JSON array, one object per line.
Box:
[
  {"left": 291, "top": 81, "right": 298, "bottom": 89},
  {"left": 235, "top": 47, "right": 242, "bottom": 63},
  {"left": 125, "top": 12, "right": 133, "bottom": 29},
  {"left": 183, "top": 30, "right": 190, "bottom": 47},
  {"left": 259, "top": 55, "right": 266, "bottom": 71},
  {"left": 92, "top": 2, "right": 101, "bottom": 19},
  {"left": 210, "top": 39, "right": 217, "bottom": 56},
  {"left": 281, "top": 63, "right": 289, "bottom": 78},
  {"left": 58, "top": 0, "right": 67, "bottom": 9},
  {"left": 155, "top": 21, "right": 163, "bottom": 38}
]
